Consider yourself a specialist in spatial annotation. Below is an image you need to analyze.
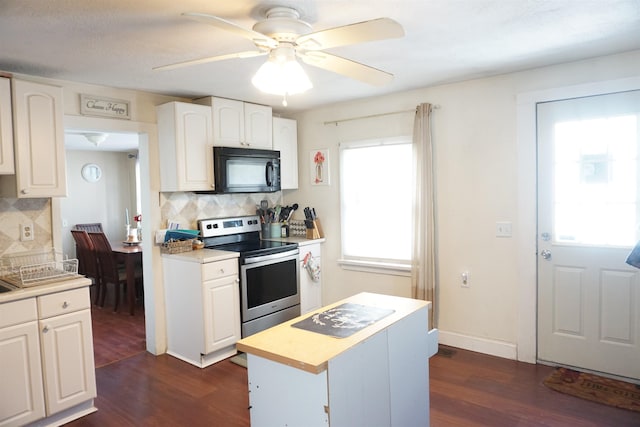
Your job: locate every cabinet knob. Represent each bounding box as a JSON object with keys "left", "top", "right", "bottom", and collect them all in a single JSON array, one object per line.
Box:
[
  {"left": 21, "top": 189, "right": 29, "bottom": 195},
  {"left": 62, "top": 301, "right": 69, "bottom": 309},
  {"left": 43, "top": 325, "right": 49, "bottom": 333},
  {"left": 219, "top": 268, "right": 225, "bottom": 274}
]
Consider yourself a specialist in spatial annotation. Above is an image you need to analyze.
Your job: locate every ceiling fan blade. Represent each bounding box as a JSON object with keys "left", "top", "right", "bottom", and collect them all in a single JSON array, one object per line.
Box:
[
  {"left": 299, "top": 51, "right": 393, "bottom": 86},
  {"left": 296, "top": 18, "right": 404, "bottom": 51},
  {"left": 153, "top": 51, "right": 266, "bottom": 71},
  {"left": 182, "top": 12, "right": 278, "bottom": 49}
]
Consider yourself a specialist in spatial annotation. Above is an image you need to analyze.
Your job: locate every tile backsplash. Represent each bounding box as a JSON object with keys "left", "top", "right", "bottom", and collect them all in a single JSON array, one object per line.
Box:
[
  {"left": 0, "top": 198, "right": 52, "bottom": 257},
  {"left": 0, "top": 192, "right": 282, "bottom": 257},
  {"left": 159, "top": 192, "right": 283, "bottom": 230}
]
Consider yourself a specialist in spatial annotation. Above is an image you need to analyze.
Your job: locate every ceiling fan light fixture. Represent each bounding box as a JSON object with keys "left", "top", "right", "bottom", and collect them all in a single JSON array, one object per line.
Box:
[{"left": 251, "top": 46, "right": 312, "bottom": 102}]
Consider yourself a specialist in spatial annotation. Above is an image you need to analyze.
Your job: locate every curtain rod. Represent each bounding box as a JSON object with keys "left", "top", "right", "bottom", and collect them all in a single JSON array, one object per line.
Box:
[{"left": 323, "top": 105, "right": 439, "bottom": 126}]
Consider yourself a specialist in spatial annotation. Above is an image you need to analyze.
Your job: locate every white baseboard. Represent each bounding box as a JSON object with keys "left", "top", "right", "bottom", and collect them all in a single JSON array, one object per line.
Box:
[{"left": 438, "top": 330, "right": 518, "bottom": 360}]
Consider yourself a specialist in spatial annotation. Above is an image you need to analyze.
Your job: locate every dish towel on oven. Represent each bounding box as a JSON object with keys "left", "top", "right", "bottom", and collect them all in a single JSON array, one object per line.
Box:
[{"left": 303, "top": 252, "right": 321, "bottom": 282}]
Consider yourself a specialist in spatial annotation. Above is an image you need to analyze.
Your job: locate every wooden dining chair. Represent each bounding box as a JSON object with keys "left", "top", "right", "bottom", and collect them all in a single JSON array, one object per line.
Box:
[
  {"left": 70, "top": 229, "right": 102, "bottom": 305},
  {"left": 88, "top": 231, "right": 142, "bottom": 312},
  {"left": 74, "top": 223, "right": 104, "bottom": 232}
]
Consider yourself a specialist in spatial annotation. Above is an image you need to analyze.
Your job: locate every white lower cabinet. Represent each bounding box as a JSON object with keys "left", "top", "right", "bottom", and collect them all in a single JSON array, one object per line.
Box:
[
  {"left": 39, "top": 308, "right": 96, "bottom": 415},
  {"left": 163, "top": 255, "right": 241, "bottom": 368},
  {"left": 0, "top": 286, "right": 96, "bottom": 427},
  {"left": 0, "top": 299, "right": 44, "bottom": 427},
  {"left": 299, "top": 242, "right": 322, "bottom": 314}
]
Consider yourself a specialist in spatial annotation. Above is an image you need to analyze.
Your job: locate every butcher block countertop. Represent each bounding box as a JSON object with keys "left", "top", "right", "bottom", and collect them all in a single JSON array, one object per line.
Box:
[{"left": 236, "top": 292, "right": 430, "bottom": 374}]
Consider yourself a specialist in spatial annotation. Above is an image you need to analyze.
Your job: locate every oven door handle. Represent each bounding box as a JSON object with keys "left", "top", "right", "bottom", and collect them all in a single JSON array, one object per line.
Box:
[{"left": 243, "top": 249, "right": 299, "bottom": 264}]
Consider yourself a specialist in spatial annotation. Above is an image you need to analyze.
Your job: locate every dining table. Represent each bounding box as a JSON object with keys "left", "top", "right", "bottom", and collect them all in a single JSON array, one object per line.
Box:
[{"left": 111, "top": 242, "right": 143, "bottom": 315}]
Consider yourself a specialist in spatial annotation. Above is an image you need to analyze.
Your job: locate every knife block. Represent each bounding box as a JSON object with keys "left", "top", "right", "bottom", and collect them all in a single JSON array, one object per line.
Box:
[{"left": 306, "top": 219, "right": 324, "bottom": 239}]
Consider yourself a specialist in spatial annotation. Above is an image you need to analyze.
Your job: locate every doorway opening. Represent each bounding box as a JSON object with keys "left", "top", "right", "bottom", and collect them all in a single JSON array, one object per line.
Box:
[{"left": 62, "top": 129, "right": 147, "bottom": 367}]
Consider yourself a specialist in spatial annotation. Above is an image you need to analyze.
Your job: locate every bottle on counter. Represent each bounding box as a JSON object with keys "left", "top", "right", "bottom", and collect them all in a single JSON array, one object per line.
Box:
[{"left": 281, "top": 222, "right": 289, "bottom": 238}]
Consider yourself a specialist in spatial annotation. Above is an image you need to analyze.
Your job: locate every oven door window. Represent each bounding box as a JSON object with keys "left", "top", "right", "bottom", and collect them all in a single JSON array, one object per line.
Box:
[{"left": 242, "top": 255, "right": 300, "bottom": 321}]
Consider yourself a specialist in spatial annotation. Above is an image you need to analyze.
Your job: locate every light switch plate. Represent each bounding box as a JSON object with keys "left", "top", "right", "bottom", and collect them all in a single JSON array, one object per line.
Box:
[{"left": 496, "top": 221, "right": 512, "bottom": 237}]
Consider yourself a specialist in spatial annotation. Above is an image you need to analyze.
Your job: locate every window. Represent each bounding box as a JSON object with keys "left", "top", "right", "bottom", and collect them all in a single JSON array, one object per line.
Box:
[{"left": 339, "top": 136, "right": 413, "bottom": 274}]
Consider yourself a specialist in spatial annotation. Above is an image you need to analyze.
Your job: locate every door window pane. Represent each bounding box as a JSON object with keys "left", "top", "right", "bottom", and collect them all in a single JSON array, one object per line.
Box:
[{"left": 552, "top": 111, "right": 639, "bottom": 246}]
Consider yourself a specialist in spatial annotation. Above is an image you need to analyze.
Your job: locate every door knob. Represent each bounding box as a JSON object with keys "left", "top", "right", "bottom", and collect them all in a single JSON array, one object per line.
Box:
[{"left": 541, "top": 249, "right": 551, "bottom": 260}]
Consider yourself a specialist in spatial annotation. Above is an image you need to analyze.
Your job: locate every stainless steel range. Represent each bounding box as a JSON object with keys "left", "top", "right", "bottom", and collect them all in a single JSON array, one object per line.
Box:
[{"left": 198, "top": 215, "right": 300, "bottom": 337}]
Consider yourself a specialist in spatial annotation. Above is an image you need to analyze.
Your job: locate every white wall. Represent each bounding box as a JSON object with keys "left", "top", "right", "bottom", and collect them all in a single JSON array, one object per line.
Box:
[
  {"left": 288, "top": 49, "right": 640, "bottom": 360},
  {"left": 6, "top": 49, "right": 640, "bottom": 362},
  {"left": 60, "top": 150, "right": 137, "bottom": 258}
]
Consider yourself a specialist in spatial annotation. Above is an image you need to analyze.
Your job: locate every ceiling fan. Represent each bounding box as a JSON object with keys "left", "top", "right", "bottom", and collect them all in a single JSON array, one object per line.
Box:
[{"left": 154, "top": 7, "right": 404, "bottom": 105}]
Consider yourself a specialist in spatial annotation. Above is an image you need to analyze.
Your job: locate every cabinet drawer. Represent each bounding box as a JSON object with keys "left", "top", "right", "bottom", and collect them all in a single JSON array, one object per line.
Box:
[
  {"left": 0, "top": 297, "right": 37, "bottom": 328},
  {"left": 38, "top": 287, "right": 90, "bottom": 319},
  {"left": 203, "top": 258, "right": 238, "bottom": 281}
]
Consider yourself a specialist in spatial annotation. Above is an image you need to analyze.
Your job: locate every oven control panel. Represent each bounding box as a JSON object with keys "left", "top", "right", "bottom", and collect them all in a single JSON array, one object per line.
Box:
[{"left": 198, "top": 215, "right": 261, "bottom": 238}]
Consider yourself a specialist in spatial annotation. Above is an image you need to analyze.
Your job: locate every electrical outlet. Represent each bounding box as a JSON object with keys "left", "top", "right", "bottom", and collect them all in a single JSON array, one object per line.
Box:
[
  {"left": 461, "top": 271, "right": 470, "bottom": 287},
  {"left": 20, "top": 223, "right": 34, "bottom": 241}
]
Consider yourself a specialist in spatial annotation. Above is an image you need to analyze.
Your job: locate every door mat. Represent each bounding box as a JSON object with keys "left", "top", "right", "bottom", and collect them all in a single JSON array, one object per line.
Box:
[{"left": 543, "top": 367, "right": 640, "bottom": 413}]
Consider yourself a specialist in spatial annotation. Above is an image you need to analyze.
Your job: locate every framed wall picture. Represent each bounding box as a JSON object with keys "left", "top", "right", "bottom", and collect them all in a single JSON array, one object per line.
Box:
[{"left": 310, "top": 149, "right": 330, "bottom": 185}]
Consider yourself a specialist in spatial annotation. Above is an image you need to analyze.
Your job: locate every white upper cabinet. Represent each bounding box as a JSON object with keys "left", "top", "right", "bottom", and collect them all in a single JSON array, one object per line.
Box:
[
  {"left": 0, "top": 77, "right": 15, "bottom": 174},
  {"left": 243, "top": 102, "right": 272, "bottom": 149},
  {"left": 6, "top": 79, "right": 67, "bottom": 197},
  {"left": 157, "top": 101, "right": 214, "bottom": 192},
  {"left": 272, "top": 117, "right": 298, "bottom": 190},
  {"left": 197, "top": 97, "right": 273, "bottom": 149}
]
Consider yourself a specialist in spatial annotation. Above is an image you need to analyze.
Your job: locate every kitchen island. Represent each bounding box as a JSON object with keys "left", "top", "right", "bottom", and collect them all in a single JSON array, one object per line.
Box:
[{"left": 236, "top": 292, "right": 437, "bottom": 427}]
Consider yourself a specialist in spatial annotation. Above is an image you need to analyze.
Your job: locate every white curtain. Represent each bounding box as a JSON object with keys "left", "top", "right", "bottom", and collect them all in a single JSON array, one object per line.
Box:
[{"left": 411, "top": 103, "right": 437, "bottom": 328}]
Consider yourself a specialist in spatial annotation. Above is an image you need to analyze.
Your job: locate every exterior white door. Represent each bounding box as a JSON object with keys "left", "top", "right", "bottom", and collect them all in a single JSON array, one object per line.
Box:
[{"left": 537, "top": 89, "right": 640, "bottom": 380}]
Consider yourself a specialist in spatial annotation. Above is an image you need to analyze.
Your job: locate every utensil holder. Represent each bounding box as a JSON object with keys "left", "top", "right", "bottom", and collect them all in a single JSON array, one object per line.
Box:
[{"left": 270, "top": 223, "right": 282, "bottom": 238}]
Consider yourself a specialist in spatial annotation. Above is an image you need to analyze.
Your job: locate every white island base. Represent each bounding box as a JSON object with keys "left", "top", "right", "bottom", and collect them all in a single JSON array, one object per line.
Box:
[{"left": 237, "top": 292, "right": 438, "bottom": 427}]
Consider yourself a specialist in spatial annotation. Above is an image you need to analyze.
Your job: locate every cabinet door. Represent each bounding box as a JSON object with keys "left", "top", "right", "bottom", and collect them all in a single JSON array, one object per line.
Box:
[
  {"left": 12, "top": 79, "right": 66, "bottom": 197},
  {"left": 203, "top": 275, "right": 241, "bottom": 354},
  {"left": 244, "top": 103, "right": 273, "bottom": 149},
  {"left": 39, "top": 309, "right": 96, "bottom": 415},
  {"left": 0, "top": 322, "right": 45, "bottom": 427},
  {"left": 212, "top": 97, "right": 244, "bottom": 147},
  {"left": 157, "top": 102, "right": 214, "bottom": 191},
  {"left": 272, "top": 117, "right": 298, "bottom": 189},
  {"left": 300, "top": 244, "right": 322, "bottom": 314},
  {"left": 0, "top": 77, "right": 14, "bottom": 175}
]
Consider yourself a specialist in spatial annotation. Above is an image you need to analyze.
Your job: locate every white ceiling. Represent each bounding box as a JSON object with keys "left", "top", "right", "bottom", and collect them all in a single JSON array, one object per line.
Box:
[
  {"left": 2, "top": 0, "right": 639, "bottom": 117},
  {"left": 64, "top": 131, "right": 140, "bottom": 152}
]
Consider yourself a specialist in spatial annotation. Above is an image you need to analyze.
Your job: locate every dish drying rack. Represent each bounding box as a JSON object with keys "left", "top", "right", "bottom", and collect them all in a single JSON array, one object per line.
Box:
[{"left": 0, "top": 248, "right": 79, "bottom": 287}]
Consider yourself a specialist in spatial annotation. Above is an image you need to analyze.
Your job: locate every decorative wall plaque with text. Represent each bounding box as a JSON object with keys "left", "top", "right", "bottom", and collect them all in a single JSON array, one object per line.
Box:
[{"left": 80, "top": 94, "right": 130, "bottom": 119}]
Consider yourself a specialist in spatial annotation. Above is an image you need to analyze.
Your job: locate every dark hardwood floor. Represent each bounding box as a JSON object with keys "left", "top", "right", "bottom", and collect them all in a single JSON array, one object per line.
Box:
[
  {"left": 90, "top": 292, "right": 146, "bottom": 368},
  {"left": 77, "top": 303, "right": 640, "bottom": 426}
]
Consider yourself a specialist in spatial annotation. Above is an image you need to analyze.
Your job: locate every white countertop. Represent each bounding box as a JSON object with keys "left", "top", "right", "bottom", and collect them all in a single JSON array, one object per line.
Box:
[
  {"left": 264, "top": 237, "right": 326, "bottom": 246},
  {"left": 161, "top": 248, "right": 239, "bottom": 263},
  {"left": 0, "top": 276, "right": 92, "bottom": 304},
  {"left": 161, "top": 237, "right": 324, "bottom": 264}
]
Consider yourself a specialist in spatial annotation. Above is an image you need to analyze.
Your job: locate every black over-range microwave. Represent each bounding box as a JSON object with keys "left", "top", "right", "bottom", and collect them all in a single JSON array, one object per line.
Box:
[{"left": 212, "top": 146, "right": 281, "bottom": 194}]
